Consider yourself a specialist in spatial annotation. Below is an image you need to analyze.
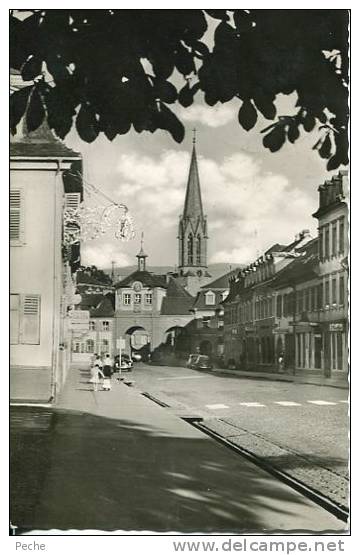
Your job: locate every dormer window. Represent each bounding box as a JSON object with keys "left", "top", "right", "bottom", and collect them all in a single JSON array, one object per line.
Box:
[{"left": 205, "top": 291, "right": 215, "bottom": 305}]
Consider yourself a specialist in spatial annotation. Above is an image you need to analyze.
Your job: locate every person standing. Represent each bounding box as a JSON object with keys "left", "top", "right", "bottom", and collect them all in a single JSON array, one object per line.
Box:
[
  {"left": 90, "top": 364, "right": 105, "bottom": 392},
  {"left": 102, "top": 354, "right": 113, "bottom": 391}
]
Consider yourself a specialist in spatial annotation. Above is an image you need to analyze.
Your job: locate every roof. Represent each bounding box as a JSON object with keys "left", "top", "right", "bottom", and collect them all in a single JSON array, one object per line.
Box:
[
  {"left": 77, "top": 271, "right": 112, "bottom": 287},
  {"left": 10, "top": 141, "right": 80, "bottom": 159},
  {"left": 271, "top": 238, "right": 319, "bottom": 288},
  {"left": 200, "top": 269, "right": 239, "bottom": 290},
  {"left": 78, "top": 294, "right": 115, "bottom": 317},
  {"left": 182, "top": 145, "right": 204, "bottom": 220},
  {"left": 160, "top": 277, "right": 194, "bottom": 315},
  {"left": 115, "top": 270, "right": 167, "bottom": 289}
]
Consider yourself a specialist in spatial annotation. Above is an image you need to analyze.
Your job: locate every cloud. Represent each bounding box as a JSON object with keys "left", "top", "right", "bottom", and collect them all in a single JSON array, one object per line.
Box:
[
  {"left": 177, "top": 103, "right": 237, "bottom": 128},
  {"left": 81, "top": 242, "right": 133, "bottom": 269},
  {"left": 80, "top": 149, "right": 317, "bottom": 268}
]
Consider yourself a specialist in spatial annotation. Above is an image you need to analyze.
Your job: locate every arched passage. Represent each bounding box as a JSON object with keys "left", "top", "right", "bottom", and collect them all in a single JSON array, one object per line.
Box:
[{"left": 124, "top": 325, "right": 151, "bottom": 359}]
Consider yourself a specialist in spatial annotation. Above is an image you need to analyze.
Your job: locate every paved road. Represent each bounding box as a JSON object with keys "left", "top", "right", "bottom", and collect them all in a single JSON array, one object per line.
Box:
[
  {"left": 128, "top": 363, "right": 349, "bottom": 507},
  {"left": 10, "top": 365, "right": 347, "bottom": 533}
]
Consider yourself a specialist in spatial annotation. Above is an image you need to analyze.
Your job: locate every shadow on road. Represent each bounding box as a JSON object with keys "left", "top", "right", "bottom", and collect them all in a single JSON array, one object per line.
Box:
[{"left": 10, "top": 406, "right": 343, "bottom": 534}]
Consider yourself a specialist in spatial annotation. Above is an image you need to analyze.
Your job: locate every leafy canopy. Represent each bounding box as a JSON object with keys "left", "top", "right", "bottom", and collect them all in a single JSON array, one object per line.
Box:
[{"left": 10, "top": 9, "right": 349, "bottom": 169}]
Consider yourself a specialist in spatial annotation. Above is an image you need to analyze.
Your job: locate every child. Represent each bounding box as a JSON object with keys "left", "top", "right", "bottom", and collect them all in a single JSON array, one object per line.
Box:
[{"left": 90, "top": 363, "right": 105, "bottom": 392}]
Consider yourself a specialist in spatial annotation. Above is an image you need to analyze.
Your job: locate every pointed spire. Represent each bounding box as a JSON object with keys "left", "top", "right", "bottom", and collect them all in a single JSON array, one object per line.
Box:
[
  {"left": 136, "top": 232, "right": 148, "bottom": 271},
  {"left": 183, "top": 132, "right": 204, "bottom": 220}
]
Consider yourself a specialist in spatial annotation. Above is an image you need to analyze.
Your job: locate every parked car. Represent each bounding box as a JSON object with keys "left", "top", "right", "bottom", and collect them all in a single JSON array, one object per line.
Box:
[
  {"left": 131, "top": 352, "right": 142, "bottom": 362},
  {"left": 114, "top": 354, "right": 133, "bottom": 372},
  {"left": 187, "top": 354, "right": 213, "bottom": 370}
]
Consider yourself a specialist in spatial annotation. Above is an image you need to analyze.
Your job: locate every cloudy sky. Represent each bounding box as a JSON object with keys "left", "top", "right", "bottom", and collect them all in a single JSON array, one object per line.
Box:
[{"left": 66, "top": 93, "right": 333, "bottom": 270}]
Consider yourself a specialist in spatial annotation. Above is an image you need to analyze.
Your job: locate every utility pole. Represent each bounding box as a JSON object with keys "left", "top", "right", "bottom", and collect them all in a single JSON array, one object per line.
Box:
[{"left": 111, "top": 260, "right": 115, "bottom": 283}]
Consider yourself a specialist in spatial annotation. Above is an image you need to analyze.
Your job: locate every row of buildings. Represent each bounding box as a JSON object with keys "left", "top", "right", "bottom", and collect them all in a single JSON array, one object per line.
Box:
[{"left": 10, "top": 66, "right": 349, "bottom": 402}]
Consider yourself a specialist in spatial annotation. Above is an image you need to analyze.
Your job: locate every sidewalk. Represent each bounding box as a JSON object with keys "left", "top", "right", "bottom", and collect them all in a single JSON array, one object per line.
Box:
[
  {"left": 13, "top": 365, "right": 346, "bottom": 533},
  {"left": 208, "top": 367, "right": 349, "bottom": 390}
]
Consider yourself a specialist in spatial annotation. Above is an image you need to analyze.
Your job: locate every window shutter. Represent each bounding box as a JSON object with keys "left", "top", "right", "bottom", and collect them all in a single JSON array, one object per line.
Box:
[
  {"left": 10, "top": 189, "right": 24, "bottom": 243},
  {"left": 65, "top": 193, "right": 81, "bottom": 210},
  {"left": 21, "top": 295, "right": 41, "bottom": 344}
]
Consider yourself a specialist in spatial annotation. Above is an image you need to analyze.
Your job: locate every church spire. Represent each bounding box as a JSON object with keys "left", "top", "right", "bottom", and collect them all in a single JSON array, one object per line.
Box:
[
  {"left": 182, "top": 131, "right": 204, "bottom": 221},
  {"left": 178, "top": 132, "right": 208, "bottom": 279}
]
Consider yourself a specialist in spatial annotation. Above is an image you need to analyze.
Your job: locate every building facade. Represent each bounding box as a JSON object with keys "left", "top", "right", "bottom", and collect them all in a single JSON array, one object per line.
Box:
[
  {"left": 312, "top": 170, "right": 349, "bottom": 376},
  {"left": 10, "top": 77, "right": 82, "bottom": 400}
]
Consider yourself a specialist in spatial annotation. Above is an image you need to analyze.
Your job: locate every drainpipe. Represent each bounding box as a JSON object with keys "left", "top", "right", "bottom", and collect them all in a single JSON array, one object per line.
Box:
[{"left": 49, "top": 162, "right": 61, "bottom": 402}]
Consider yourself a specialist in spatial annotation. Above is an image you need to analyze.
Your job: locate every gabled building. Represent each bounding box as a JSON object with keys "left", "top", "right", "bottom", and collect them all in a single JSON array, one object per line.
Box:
[
  {"left": 10, "top": 70, "right": 83, "bottom": 401},
  {"left": 312, "top": 170, "right": 349, "bottom": 376},
  {"left": 114, "top": 243, "right": 194, "bottom": 358}
]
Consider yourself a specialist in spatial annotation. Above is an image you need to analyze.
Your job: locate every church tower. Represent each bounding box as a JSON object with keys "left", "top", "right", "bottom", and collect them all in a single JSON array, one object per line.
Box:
[{"left": 178, "top": 132, "right": 209, "bottom": 279}]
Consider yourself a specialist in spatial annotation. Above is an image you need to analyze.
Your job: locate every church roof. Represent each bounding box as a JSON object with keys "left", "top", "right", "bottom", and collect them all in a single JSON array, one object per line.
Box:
[
  {"left": 114, "top": 270, "right": 167, "bottom": 289},
  {"left": 160, "top": 276, "right": 194, "bottom": 315},
  {"left": 182, "top": 145, "right": 204, "bottom": 220}
]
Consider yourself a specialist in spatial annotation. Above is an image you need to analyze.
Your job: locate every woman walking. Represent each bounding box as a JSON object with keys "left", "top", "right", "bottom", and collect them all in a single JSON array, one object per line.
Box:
[{"left": 90, "top": 363, "right": 105, "bottom": 392}]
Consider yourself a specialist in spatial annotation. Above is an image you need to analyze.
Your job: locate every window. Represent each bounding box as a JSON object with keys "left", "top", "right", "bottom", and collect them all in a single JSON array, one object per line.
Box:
[
  {"left": 205, "top": 291, "right": 215, "bottom": 305},
  {"left": 89, "top": 321, "right": 95, "bottom": 331},
  {"left": 102, "top": 321, "right": 110, "bottom": 331},
  {"left": 123, "top": 293, "right": 131, "bottom": 305},
  {"left": 101, "top": 339, "right": 109, "bottom": 353},
  {"left": 86, "top": 339, "right": 95, "bottom": 353},
  {"left": 324, "top": 225, "right": 330, "bottom": 259},
  {"left": 332, "top": 222, "right": 337, "bottom": 257},
  {"left": 10, "top": 189, "right": 24, "bottom": 244},
  {"left": 339, "top": 276, "right": 345, "bottom": 305},
  {"left": 187, "top": 234, "right": 193, "bottom": 265},
  {"left": 64, "top": 192, "right": 81, "bottom": 210},
  {"left": 11, "top": 294, "right": 41, "bottom": 344},
  {"left": 318, "top": 227, "right": 324, "bottom": 260},
  {"left": 134, "top": 293, "right": 142, "bottom": 304},
  {"left": 202, "top": 316, "right": 210, "bottom": 328},
  {"left": 145, "top": 293, "right": 152, "bottom": 305},
  {"left": 317, "top": 283, "right": 323, "bottom": 309},
  {"left": 276, "top": 295, "right": 282, "bottom": 318},
  {"left": 339, "top": 217, "right": 345, "bottom": 254},
  {"left": 10, "top": 294, "right": 20, "bottom": 344},
  {"left": 332, "top": 277, "right": 337, "bottom": 305},
  {"left": 196, "top": 234, "right": 201, "bottom": 265},
  {"left": 325, "top": 280, "right": 330, "bottom": 306}
]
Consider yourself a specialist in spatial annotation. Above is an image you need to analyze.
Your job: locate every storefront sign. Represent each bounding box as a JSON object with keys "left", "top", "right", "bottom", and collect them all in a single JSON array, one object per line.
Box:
[{"left": 329, "top": 323, "right": 343, "bottom": 332}]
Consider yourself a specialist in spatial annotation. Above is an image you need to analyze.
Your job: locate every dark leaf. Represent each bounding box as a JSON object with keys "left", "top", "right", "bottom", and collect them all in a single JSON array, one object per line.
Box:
[
  {"left": 191, "top": 41, "right": 210, "bottom": 58},
  {"left": 174, "top": 46, "right": 196, "bottom": 76},
  {"left": 253, "top": 95, "right": 276, "bottom": 120},
  {"left": 318, "top": 133, "right": 332, "bottom": 159},
  {"left": 287, "top": 122, "right": 300, "bottom": 144},
  {"left": 21, "top": 55, "right": 42, "bottom": 81},
  {"left": 152, "top": 78, "right": 177, "bottom": 104},
  {"left": 76, "top": 104, "right": 99, "bottom": 143},
  {"left": 26, "top": 89, "right": 45, "bottom": 132},
  {"left": 302, "top": 112, "right": 316, "bottom": 132},
  {"left": 238, "top": 99, "right": 257, "bottom": 131},
  {"left": 178, "top": 82, "right": 200, "bottom": 108},
  {"left": 263, "top": 124, "right": 286, "bottom": 152},
  {"left": 233, "top": 10, "right": 254, "bottom": 32},
  {"left": 45, "top": 86, "right": 76, "bottom": 139},
  {"left": 326, "top": 154, "right": 341, "bottom": 171},
  {"left": 10, "top": 86, "right": 32, "bottom": 134},
  {"left": 158, "top": 103, "right": 185, "bottom": 143}
]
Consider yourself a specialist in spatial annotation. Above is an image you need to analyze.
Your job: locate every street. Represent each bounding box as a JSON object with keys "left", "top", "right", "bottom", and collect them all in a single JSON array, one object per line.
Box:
[
  {"left": 10, "top": 364, "right": 347, "bottom": 533},
  {"left": 127, "top": 363, "right": 349, "bottom": 509}
]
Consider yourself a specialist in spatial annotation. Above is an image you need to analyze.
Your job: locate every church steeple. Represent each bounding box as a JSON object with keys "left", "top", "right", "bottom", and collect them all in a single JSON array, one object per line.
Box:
[{"left": 178, "top": 131, "right": 208, "bottom": 277}]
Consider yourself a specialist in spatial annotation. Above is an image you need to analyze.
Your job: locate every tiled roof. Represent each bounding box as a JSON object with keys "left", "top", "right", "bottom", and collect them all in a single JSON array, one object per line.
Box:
[
  {"left": 271, "top": 238, "right": 319, "bottom": 287},
  {"left": 200, "top": 269, "right": 239, "bottom": 290},
  {"left": 91, "top": 296, "right": 115, "bottom": 317},
  {"left": 192, "top": 290, "right": 224, "bottom": 311},
  {"left": 115, "top": 270, "right": 167, "bottom": 289},
  {"left": 161, "top": 277, "right": 194, "bottom": 315},
  {"left": 10, "top": 141, "right": 80, "bottom": 159},
  {"left": 78, "top": 294, "right": 115, "bottom": 317}
]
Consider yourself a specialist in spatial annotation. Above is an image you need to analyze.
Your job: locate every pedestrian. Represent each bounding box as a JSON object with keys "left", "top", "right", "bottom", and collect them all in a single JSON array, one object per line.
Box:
[
  {"left": 278, "top": 352, "right": 285, "bottom": 373},
  {"left": 102, "top": 355, "right": 113, "bottom": 391},
  {"left": 90, "top": 364, "right": 105, "bottom": 392}
]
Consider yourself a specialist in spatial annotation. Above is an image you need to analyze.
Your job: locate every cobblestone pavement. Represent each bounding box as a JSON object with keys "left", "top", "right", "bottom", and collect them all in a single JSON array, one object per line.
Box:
[{"left": 131, "top": 363, "right": 349, "bottom": 510}]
